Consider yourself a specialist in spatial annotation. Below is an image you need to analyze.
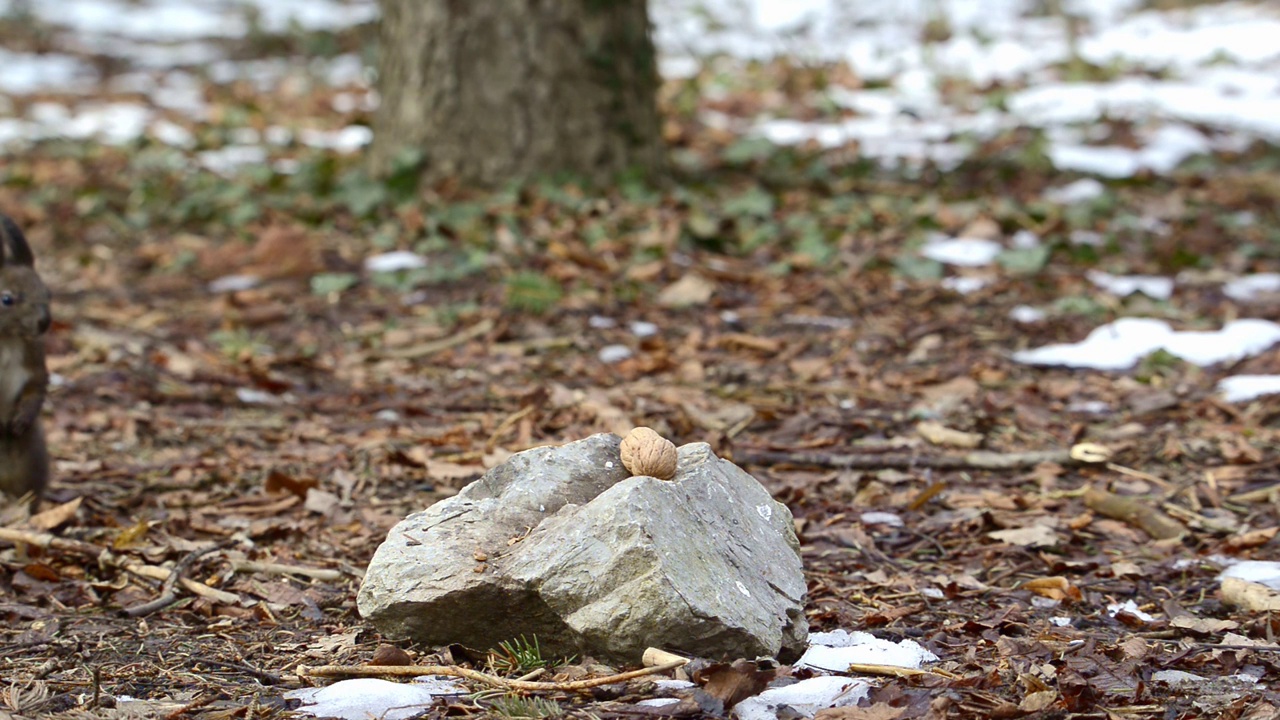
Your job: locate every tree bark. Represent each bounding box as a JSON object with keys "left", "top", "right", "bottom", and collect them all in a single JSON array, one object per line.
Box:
[{"left": 372, "top": 0, "right": 663, "bottom": 187}]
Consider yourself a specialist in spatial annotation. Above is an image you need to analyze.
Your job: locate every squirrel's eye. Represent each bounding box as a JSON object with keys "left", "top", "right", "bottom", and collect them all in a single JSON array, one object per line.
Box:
[{"left": 0, "top": 293, "right": 14, "bottom": 307}]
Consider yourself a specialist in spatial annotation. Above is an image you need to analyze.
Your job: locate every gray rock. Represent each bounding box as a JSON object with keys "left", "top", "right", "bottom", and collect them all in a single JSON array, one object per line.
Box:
[{"left": 357, "top": 434, "right": 807, "bottom": 663}]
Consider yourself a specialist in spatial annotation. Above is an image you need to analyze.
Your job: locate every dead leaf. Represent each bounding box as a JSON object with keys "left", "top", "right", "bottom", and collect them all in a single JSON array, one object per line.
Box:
[
  {"left": 30, "top": 497, "right": 82, "bottom": 532},
  {"left": 989, "top": 525, "right": 1060, "bottom": 548},
  {"left": 916, "top": 421, "right": 982, "bottom": 449},
  {"left": 657, "top": 273, "right": 716, "bottom": 308},
  {"left": 1019, "top": 690, "right": 1058, "bottom": 713},
  {"left": 264, "top": 470, "right": 319, "bottom": 499},
  {"left": 1225, "top": 527, "right": 1279, "bottom": 551},
  {"left": 1020, "top": 576, "right": 1082, "bottom": 602},
  {"left": 1221, "top": 577, "right": 1280, "bottom": 611},
  {"left": 694, "top": 659, "right": 776, "bottom": 708},
  {"left": 1170, "top": 616, "right": 1239, "bottom": 633},
  {"left": 1083, "top": 487, "right": 1185, "bottom": 540}
]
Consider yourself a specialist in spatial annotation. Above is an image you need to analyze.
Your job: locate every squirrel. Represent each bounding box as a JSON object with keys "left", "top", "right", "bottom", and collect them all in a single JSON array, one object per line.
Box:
[{"left": 0, "top": 214, "right": 51, "bottom": 505}]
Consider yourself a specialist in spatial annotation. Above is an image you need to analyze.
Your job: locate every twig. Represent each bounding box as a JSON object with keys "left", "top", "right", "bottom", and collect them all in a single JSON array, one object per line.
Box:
[
  {"left": 736, "top": 448, "right": 1078, "bottom": 471},
  {"left": 231, "top": 560, "right": 344, "bottom": 581},
  {"left": 0, "top": 527, "right": 118, "bottom": 564},
  {"left": 190, "top": 656, "right": 284, "bottom": 685},
  {"left": 124, "top": 563, "right": 242, "bottom": 605},
  {"left": 805, "top": 662, "right": 959, "bottom": 680},
  {"left": 296, "top": 658, "right": 689, "bottom": 692},
  {"left": 382, "top": 318, "right": 495, "bottom": 359},
  {"left": 125, "top": 540, "right": 236, "bottom": 617}
]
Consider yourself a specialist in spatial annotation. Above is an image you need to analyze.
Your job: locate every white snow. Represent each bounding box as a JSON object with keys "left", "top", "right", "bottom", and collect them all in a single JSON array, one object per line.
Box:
[
  {"left": 921, "top": 236, "right": 1003, "bottom": 267},
  {"left": 1223, "top": 273, "right": 1280, "bottom": 302},
  {"left": 1086, "top": 270, "right": 1174, "bottom": 300},
  {"left": 1107, "top": 599, "right": 1155, "bottom": 622},
  {"left": 1220, "top": 561, "right": 1280, "bottom": 589},
  {"left": 1013, "top": 318, "right": 1280, "bottom": 370},
  {"left": 1219, "top": 376, "right": 1280, "bottom": 404},
  {"left": 286, "top": 676, "right": 463, "bottom": 720},
  {"left": 734, "top": 676, "right": 870, "bottom": 720},
  {"left": 797, "top": 630, "right": 938, "bottom": 673},
  {"left": 365, "top": 251, "right": 427, "bottom": 273}
]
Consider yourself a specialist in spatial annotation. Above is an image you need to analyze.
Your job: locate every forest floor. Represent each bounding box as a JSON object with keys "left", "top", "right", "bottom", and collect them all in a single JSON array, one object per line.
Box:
[{"left": 3, "top": 1, "right": 1280, "bottom": 719}]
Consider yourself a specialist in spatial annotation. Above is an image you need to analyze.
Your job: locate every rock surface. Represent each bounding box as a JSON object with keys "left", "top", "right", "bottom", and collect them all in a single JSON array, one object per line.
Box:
[{"left": 357, "top": 434, "right": 807, "bottom": 663}]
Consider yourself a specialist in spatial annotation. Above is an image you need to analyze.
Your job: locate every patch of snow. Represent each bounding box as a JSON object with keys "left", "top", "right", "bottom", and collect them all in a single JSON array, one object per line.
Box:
[
  {"left": 198, "top": 145, "right": 268, "bottom": 176},
  {"left": 1009, "top": 305, "right": 1046, "bottom": 324},
  {"left": 921, "top": 236, "right": 1002, "bottom": 267},
  {"left": 599, "top": 344, "right": 633, "bottom": 364},
  {"left": 1013, "top": 318, "right": 1280, "bottom": 370},
  {"left": 1044, "top": 178, "right": 1106, "bottom": 205},
  {"left": 208, "top": 274, "right": 261, "bottom": 294},
  {"left": 860, "top": 512, "right": 904, "bottom": 527},
  {"left": 588, "top": 316, "right": 617, "bottom": 329},
  {"left": 286, "top": 676, "right": 463, "bottom": 720},
  {"left": 1220, "top": 561, "right": 1280, "bottom": 589},
  {"left": 1107, "top": 599, "right": 1156, "bottom": 622},
  {"left": 734, "top": 676, "right": 870, "bottom": 720},
  {"left": 1219, "top": 375, "right": 1280, "bottom": 404},
  {"left": 365, "top": 252, "right": 427, "bottom": 273},
  {"left": 798, "top": 630, "right": 938, "bottom": 672},
  {"left": 942, "top": 276, "right": 989, "bottom": 294},
  {"left": 298, "top": 125, "right": 373, "bottom": 152},
  {"left": 1224, "top": 273, "right": 1280, "bottom": 302},
  {"left": 630, "top": 321, "right": 659, "bottom": 338},
  {"left": 1086, "top": 270, "right": 1174, "bottom": 300},
  {"left": 0, "top": 51, "right": 90, "bottom": 94}
]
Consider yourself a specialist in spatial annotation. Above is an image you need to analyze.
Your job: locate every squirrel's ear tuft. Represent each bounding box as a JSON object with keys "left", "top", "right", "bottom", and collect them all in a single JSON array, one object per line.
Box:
[{"left": 0, "top": 215, "right": 35, "bottom": 268}]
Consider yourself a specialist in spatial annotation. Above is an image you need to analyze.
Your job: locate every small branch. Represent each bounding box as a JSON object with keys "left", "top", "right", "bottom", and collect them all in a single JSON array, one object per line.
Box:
[
  {"left": 736, "top": 448, "right": 1078, "bottom": 471},
  {"left": 382, "top": 318, "right": 495, "bottom": 360},
  {"left": 125, "top": 540, "right": 237, "bottom": 617},
  {"left": 231, "top": 560, "right": 344, "bottom": 582},
  {"left": 124, "top": 563, "right": 242, "bottom": 605},
  {"left": 296, "top": 658, "right": 689, "bottom": 692}
]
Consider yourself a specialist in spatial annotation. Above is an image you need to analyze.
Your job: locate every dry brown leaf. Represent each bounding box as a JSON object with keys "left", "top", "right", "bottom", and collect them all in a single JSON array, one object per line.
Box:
[
  {"left": 1083, "top": 487, "right": 1185, "bottom": 540},
  {"left": 694, "top": 659, "right": 776, "bottom": 708},
  {"left": 917, "top": 421, "right": 983, "bottom": 449},
  {"left": 989, "top": 525, "right": 1060, "bottom": 548},
  {"left": 657, "top": 273, "right": 715, "bottom": 308},
  {"left": 1221, "top": 577, "right": 1280, "bottom": 611},
  {"left": 1225, "top": 527, "right": 1280, "bottom": 551},
  {"left": 1170, "top": 616, "right": 1239, "bottom": 633},
  {"left": 264, "top": 470, "right": 319, "bottom": 499},
  {"left": 1020, "top": 576, "right": 1082, "bottom": 602},
  {"left": 1117, "top": 637, "right": 1149, "bottom": 660},
  {"left": 30, "top": 497, "right": 82, "bottom": 532},
  {"left": 1019, "top": 690, "right": 1059, "bottom": 713}
]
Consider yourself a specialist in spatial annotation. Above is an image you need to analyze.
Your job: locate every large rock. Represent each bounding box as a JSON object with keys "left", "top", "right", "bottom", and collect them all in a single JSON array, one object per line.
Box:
[{"left": 357, "top": 434, "right": 807, "bottom": 663}]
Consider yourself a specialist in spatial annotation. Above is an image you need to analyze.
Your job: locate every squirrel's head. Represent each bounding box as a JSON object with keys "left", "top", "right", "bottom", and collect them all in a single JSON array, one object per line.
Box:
[{"left": 0, "top": 215, "right": 51, "bottom": 338}]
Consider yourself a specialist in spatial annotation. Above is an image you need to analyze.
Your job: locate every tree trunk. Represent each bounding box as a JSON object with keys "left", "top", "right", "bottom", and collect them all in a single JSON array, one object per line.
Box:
[{"left": 371, "top": 0, "right": 663, "bottom": 187}]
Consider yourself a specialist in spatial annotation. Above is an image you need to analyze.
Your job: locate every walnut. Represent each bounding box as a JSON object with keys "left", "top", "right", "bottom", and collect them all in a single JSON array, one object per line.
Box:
[{"left": 619, "top": 427, "right": 678, "bottom": 481}]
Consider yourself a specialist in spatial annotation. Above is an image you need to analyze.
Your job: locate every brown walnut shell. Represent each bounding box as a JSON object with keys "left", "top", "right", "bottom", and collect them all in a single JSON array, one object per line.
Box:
[{"left": 619, "top": 427, "right": 678, "bottom": 481}]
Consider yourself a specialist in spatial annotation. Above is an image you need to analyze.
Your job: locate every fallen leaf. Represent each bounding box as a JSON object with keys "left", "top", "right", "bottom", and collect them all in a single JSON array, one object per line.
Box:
[
  {"left": 694, "top": 659, "right": 777, "bottom": 708},
  {"left": 1019, "top": 690, "right": 1058, "bottom": 713},
  {"left": 1170, "top": 616, "right": 1239, "bottom": 633},
  {"left": 1221, "top": 577, "right": 1280, "bottom": 611},
  {"left": 30, "top": 497, "right": 82, "bottom": 532},
  {"left": 916, "top": 421, "right": 982, "bottom": 449},
  {"left": 989, "top": 525, "right": 1060, "bottom": 548},
  {"left": 1020, "top": 576, "right": 1082, "bottom": 602},
  {"left": 657, "top": 273, "right": 716, "bottom": 308}
]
